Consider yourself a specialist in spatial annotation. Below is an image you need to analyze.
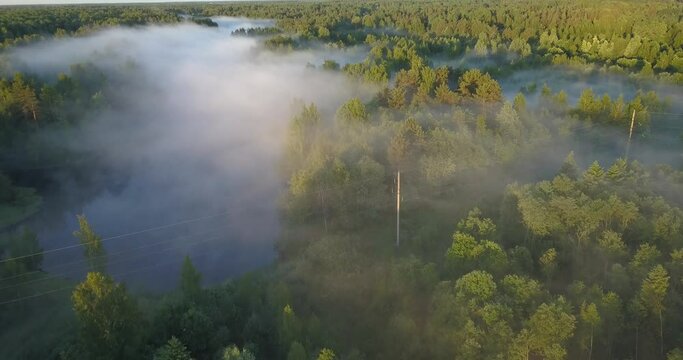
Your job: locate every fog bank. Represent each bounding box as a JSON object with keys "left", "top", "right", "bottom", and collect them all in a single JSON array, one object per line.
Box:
[{"left": 5, "top": 18, "right": 373, "bottom": 291}]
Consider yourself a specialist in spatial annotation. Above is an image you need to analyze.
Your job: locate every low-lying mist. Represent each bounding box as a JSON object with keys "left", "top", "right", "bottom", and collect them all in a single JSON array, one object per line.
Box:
[
  {"left": 3, "top": 17, "right": 681, "bottom": 292},
  {"left": 4, "top": 18, "right": 374, "bottom": 291},
  {"left": 498, "top": 66, "right": 683, "bottom": 106}
]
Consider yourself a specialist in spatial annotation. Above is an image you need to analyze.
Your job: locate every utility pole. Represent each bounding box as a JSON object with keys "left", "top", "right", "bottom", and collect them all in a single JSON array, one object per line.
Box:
[
  {"left": 625, "top": 109, "right": 636, "bottom": 159},
  {"left": 396, "top": 171, "right": 400, "bottom": 248},
  {"left": 319, "top": 189, "right": 328, "bottom": 233}
]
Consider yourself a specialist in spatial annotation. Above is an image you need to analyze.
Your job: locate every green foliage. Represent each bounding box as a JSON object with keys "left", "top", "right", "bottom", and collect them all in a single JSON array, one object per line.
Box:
[
  {"left": 458, "top": 69, "right": 502, "bottom": 102},
  {"left": 265, "top": 35, "right": 297, "bottom": 51},
  {"left": 2, "top": 0, "right": 681, "bottom": 81},
  {"left": 191, "top": 17, "right": 217, "bottom": 27},
  {"left": 3, "top": 2, "right": 683, "bottom": 359},
  {"left": 639, "top": 264, "right": 670, "bottom": 357},
  {"left": 579, "top": 302, "right": 601, "bottom": 358},
  {"left": 231, "top": 27, "right": 281, "bottom": 36},
  {"left": 0, "top": 227, "right": 42, "bottom": 277},
  {"left": 457, "top": 208, "right": 496, "bottom": 239},
  {"left": 322, "top": 60, "right": 340, "bottom": 71},
  {"left": 279, "top": 304, "right": 302, "bottom": 354},
  {"left": 513, "top": 93, "right": 527, "bottom": 113},
  {"left": 446, "top": 231, "right": 507, "bottom": 276},
  {"left": 180, "top": 256, "right": 202, "bottom": 299},
  {"left": 598, "top": 230, "right": 627, "bottom": 263},
  {"left": 154, "top": 337, "right": 193, "bottom": 360},
  {"left": 539, "top": 248, "right": 558, "bottom": 281},
  {"left": 559, "top": 152, "right": 579, "bottom": 179},
  {"left": 285, "top": 102, "right": 322, "bottom": 175},
  {"left": 73, "top": 215, "right": 106, "bottom": 273},
  {"left": 572, "top": 87, "right": 665, "bottom": 127},
  {"left": 222, "top": 345, "right": 256, "bottom": 360},
  {"left": 639, "top": 265, "right": 669, "bottom": 316},
  {"left": 669, "top": 349, "right": 683, "bottom": 360},
  {"left": 511, "top": 300, "right": 576, "bottom": 360},
  {"left": 287, "top": 341, "right": 307, "bottom": 360},
  {"left": 500, "top": 274, "right": 542, "bottom": 315},
  {"left": 316, "top": 348, "right": 335, "bottom": 360},
  {"left": 511, "top": 160, "right": 642, "bottom": 254},
  {"left": 455, "top": 270, "right": 497, "bottom": 303},
  {"left": 72, "top": 272, "right": 140, "bottom": 359},
  {"left": 335, "top": 98, "right": 368, "bottom": 126},
  {"left": 0, "top": 173, "right": 42, "bottom": 229},
  {"left": 509, "top": 38, "right": 531, "bottom": 57}
]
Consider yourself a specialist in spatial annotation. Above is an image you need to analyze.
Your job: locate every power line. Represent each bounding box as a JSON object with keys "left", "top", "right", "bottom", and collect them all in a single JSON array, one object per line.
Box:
[
  {"left": 2, "top": 123, "right": 678, "bottom": 304},
  {"left": 0, "top": 205, "right": 218, "bottom": 271},
  {"left": 5, "top": 107, "right": 676, "bottom": 288},
  {"left": 0, "top": 237, "right": 230, "bottom": 306},
  {"left": 0, "top": 165, "right": 422, "bottom": 268},
  {"left": 0, "top": 222, "right": 237, "bottom": 290},
  {"left": 0, "top": 217, "right": 238, "bottom": 283},
  {"left": 0, "top": 170, "right": 277, "bottom": 224},
  {"left": 0, "top": 285, "right": 72, "bottom": 306},
  {"left": 0, "top": 209, "right": 234, "bottom": 265},
  {"left": 648, "top": 111, "right": 683, "bottom": 116}
]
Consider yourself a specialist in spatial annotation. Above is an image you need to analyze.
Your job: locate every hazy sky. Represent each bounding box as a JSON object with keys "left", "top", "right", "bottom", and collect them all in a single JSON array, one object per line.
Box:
[{"left": 0, "top": 0, "right": 213, "bottom": 5}]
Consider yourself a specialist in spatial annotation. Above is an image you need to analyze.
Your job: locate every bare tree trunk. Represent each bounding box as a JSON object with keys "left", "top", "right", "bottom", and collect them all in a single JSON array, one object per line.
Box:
[
  {"left": 589, "top": 326, "right": 594, "bottom": 360},
  {"left": 659, "top": 309, "right": 664, "bottom": 359},
  {"left": 635, "top": 325, "right": 639, "bottom": 360},
  {"left": 606, "top": 332, "right": 612, "bottom": 360},
  {"left": 318, "top": 190, "right": 328, "bottom": 233}
]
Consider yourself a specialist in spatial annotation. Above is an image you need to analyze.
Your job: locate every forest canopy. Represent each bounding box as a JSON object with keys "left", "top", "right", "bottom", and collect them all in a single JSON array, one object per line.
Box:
[{"left": 0, "top": 1, "right": 682, "bottom": 360}]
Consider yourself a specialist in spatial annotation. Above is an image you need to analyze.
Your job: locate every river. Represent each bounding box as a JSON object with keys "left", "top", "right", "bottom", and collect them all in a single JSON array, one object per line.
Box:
[{"left": 7, "top": 17, "right": 370, "bottom": 292}]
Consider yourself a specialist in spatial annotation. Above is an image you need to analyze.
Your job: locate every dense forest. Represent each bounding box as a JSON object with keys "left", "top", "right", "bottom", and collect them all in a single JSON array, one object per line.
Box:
[{"left": 1, "top": 1, "right": 683, "bottom": 359}]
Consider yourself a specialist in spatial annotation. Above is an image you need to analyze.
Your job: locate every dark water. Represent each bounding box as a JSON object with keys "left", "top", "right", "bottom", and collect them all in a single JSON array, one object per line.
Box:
[
  {"left": 28, "top": 150, "right": 280, "bottom": 292},
  {"left": 10, "top": 17, "right": 370, "bottom": 292}
]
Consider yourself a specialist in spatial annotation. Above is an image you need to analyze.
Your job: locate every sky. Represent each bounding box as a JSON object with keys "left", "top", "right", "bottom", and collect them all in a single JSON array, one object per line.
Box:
[{"left": 0, "top": 0, "right": 220, "bottom": 5}]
